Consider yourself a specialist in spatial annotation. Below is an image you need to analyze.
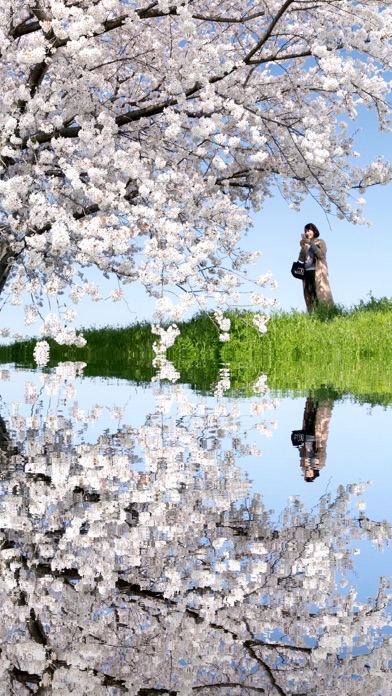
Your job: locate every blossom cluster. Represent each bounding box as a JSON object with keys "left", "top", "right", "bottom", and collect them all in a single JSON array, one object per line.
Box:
[{"left": 0, "top": 0, "right": 391, "bottom": 359}]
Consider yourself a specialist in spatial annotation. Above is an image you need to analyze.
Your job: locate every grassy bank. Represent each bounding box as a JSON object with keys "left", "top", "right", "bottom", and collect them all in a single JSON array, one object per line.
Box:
[
  {"left": 177, "top": 298, "right": 392, "bottom": 404},
  {"left": 0, "top": 296, "right": 391, "bottom": 403}
]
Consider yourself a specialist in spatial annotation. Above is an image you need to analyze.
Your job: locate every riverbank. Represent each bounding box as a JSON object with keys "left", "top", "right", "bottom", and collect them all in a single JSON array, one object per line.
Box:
[{"left": 0, "top": 296, "right": 391, "bottom": 403}]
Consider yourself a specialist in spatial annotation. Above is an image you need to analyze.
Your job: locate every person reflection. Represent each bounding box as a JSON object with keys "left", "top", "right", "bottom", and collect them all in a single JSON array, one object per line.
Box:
[{"left": 291, "top": 395, "right": 333, "bottom": 482}]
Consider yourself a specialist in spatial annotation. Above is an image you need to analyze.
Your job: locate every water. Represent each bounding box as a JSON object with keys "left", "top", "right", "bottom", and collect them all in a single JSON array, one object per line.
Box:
[{"left": 0, "top": 364, "right": 390, "bottom": 695}]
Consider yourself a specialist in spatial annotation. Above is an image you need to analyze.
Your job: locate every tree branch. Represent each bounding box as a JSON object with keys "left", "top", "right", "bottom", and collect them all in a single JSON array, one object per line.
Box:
[
  {"left": 248, "top": 49, "right": 312, "bottom": 65},
  {"left": 244, "top": 641, "right": 288, "bottom": 696},
  {"left": 244, "top": 0, "right": 297, "bottom": 64}
]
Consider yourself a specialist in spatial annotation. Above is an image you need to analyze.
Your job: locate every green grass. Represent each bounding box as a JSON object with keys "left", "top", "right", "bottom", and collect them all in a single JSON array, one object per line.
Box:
[
  {"left": 0, "top": 321, "right": 156, "bottom": 379},
  {"left": 169, "top": 297, "right": 392, "bottom": 401},
  {"left": 0, "top": 296, "right": 391, "bottom": 404}
]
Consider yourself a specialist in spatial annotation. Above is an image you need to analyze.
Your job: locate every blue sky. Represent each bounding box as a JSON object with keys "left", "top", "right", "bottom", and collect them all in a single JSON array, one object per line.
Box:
[
  {"left": 249, "top": 114, "right": 392, "bottom": 315},
  {"left": 1, "top": 112, "right": 391, "bottom": 337},
  {"left": 248, "top": 172, "right": 392, "bottom": 313}
]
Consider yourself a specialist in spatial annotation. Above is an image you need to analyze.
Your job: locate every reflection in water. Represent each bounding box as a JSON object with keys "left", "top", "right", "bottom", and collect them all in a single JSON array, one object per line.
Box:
[
  {"left": 291, "top": 393, "right": 333, "bottom": 482},
  {"left": 0, "top": 365, "right": 390, "bottom": 695}
]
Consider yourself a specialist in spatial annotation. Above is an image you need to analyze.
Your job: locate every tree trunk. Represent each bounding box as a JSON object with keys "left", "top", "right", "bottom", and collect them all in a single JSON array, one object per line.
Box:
[{"left": 0, "top": 222, "right": 19, "bottom": 295}]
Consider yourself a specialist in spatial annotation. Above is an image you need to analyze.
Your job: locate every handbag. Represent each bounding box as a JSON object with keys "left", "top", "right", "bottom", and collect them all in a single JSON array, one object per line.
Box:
[
  {"left": 291, "top": 260, "right": 305, "bottom": 279},
  {"left": 291, "top": 429, "right": 305, "bottom": 447}
]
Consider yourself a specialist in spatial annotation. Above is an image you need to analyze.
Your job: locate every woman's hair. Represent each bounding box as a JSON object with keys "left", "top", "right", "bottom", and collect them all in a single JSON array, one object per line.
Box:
[{"left": 304, "top": 223, "right": 320, "bottom": 238}]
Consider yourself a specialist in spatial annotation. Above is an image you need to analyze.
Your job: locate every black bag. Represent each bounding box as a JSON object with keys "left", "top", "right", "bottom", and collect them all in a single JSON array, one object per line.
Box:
[
  {"left": 291, "top": 429, "right": 305, "bottom": 447},
  {"left": 291, "top": 261, "right": 305, "bottom": 279}
]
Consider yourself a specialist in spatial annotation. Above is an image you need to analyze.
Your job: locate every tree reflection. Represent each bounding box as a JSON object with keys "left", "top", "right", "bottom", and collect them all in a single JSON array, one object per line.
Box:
[{"left": 0, "top": 365, "right": 390, "bottom": 695}]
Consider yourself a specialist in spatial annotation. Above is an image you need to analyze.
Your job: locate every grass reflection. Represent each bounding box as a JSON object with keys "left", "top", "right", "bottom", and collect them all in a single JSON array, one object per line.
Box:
[{"left": 0, "top": 297, "right": 391, "bottom": 405}]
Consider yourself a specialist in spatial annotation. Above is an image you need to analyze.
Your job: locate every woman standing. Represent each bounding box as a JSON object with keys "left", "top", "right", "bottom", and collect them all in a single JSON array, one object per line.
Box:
[{"left": 299, "top": 223, "right": 333, "bottom": 311}]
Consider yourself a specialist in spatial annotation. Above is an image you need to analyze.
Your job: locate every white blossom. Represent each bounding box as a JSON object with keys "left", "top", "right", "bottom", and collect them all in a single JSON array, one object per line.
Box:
[
  {"left": 0, "top": 0, "right": 390, "bottom": 347},
  {"left": 24, "top": 304, "right": 39, "bottom": 326},
  {"left": 33, "top": 340, "right": 50, "bottom": 366}
]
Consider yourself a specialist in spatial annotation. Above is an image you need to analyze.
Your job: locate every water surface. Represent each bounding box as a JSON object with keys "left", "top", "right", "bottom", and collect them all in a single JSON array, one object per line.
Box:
[{"left": 0, "top": 364, "right": 390, "bottom": 695}]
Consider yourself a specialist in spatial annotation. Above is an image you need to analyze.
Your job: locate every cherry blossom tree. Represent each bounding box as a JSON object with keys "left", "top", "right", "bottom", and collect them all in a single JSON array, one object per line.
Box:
[
  {"left": 0, "top": 366, "right": 391, "bottom": 694},
  {"left": 0, "top": 0, "right": 391, "bottom": 347}
]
